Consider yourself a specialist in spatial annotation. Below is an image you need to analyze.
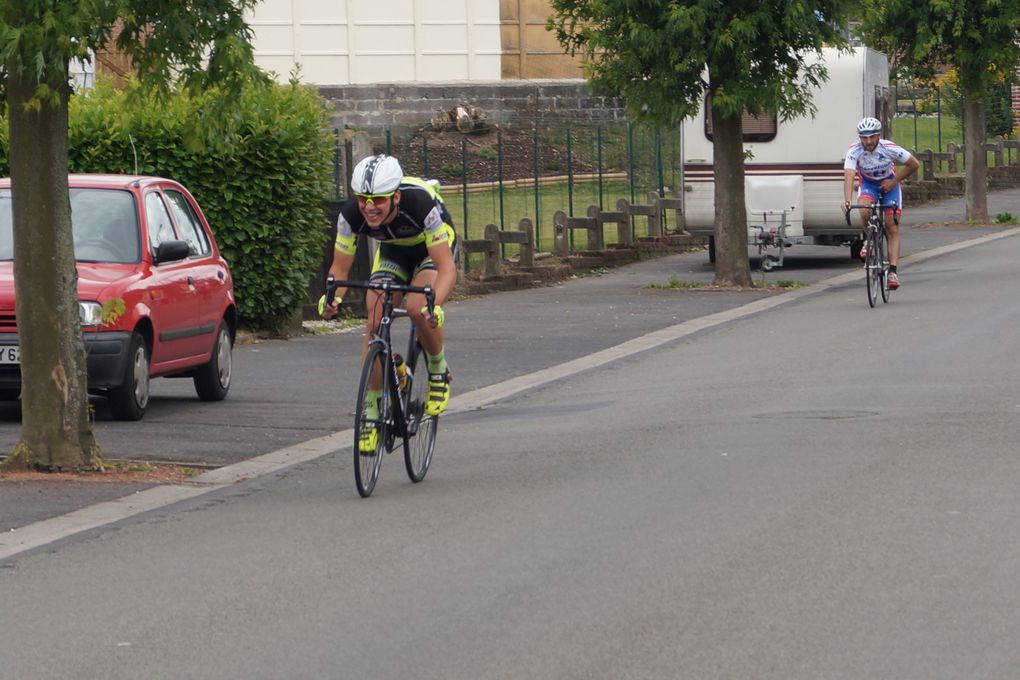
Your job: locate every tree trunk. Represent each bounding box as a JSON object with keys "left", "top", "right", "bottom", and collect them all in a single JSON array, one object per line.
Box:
[
  {"left": 962, "top": 95, "right": 989, "bottom": 223},
  {"left": 3, "top": 70, "right": 102, "bottom": 471},
  {"left": 711, "top": 107, "right": 753, "bottom": 287}
]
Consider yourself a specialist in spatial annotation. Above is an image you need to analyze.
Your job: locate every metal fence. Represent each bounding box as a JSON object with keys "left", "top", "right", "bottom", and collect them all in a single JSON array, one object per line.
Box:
[
  {"left": 892, "top": 80, "right": 1016, "bottom": 159},
  {"left": 330, "top": 120, "right": 686, "bottom": 270}
]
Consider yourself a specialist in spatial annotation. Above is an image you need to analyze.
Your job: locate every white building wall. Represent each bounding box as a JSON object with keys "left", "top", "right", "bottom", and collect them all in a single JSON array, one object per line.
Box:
[
  {"left": 246, "top": 0, "right": 502, "bottom": 85},
  {"left": 71, "top": 55, "right": 96, "bottom": 90}
]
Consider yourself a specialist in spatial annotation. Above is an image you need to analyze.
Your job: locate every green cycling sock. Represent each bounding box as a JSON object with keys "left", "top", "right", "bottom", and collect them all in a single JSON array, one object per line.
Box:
[
  {"left": 426, "top": 350, "right": 447, "bottom": 375},
  {"left": 364, "top": 389, "right": 382, "bottom": 420}
]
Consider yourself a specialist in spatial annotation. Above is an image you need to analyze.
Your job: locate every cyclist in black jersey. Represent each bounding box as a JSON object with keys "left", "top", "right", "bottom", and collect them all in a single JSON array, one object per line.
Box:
[{"left": 319, "top": 154, "right": 457, "bottom": 453}]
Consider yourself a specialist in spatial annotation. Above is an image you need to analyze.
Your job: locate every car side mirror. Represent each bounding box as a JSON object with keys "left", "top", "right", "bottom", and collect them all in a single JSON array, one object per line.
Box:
[{"left": 154, "top": 240, "right": 191, "bottom": 264}]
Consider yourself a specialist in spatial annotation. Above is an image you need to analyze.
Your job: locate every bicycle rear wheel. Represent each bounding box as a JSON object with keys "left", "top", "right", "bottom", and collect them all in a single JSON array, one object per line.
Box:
[
  {"left": 354, "top": 345, "right": 389, "bottom": 497},
  {"left": 878, "top": 231, "right": 891, "bottom": 303},
  {"left": 403, "top": 339, "right": 437, "bottom": 483},
  {"left": 865, "top": 235, "right": 880, "bottom": 308}
]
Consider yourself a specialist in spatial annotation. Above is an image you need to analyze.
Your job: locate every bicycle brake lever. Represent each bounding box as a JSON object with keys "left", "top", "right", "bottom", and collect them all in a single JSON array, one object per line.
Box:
[
  {"left": 325, "top": 275, "right": 336, "bottom": 304},
  {"left": 423, "top": 286, "right": 436, "bottom": 315}
]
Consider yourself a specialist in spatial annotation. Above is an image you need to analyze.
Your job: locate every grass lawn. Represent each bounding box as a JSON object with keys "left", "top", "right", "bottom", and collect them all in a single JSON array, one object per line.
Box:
[{"left": 892, "top": 114, "right": 963, "bottom": 154}]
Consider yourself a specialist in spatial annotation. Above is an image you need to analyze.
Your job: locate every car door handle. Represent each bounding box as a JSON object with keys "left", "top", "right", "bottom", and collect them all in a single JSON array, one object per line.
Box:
[{"left": 187, "top": 276, "right": 195, "bottom": 286}]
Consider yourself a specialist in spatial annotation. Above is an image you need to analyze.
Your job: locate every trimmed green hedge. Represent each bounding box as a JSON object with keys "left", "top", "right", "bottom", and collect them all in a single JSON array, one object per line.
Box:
[{"left": 1, "top": 78, "right": 335, "bottom": 332}]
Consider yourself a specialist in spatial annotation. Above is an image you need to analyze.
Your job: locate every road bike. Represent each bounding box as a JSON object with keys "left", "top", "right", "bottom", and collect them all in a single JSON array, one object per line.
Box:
[
  {"left": 325, "top": 276, "right": 439, "bottom": 497},
  {"left": 845, "top": 197, "right": 898, "bottom": 308}
]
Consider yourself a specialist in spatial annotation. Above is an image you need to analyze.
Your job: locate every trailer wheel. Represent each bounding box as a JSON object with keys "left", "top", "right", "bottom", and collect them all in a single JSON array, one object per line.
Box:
[
  {"left": 850, "top": 237, "right": 862, "bottom": 261},
  {"left": 708, "top": 236, "right": 716, "bottom": 263}
]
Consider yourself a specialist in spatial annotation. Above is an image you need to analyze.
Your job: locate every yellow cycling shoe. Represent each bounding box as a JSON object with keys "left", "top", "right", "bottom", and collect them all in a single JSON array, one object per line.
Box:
[
  {"left": 358, "top": 425, "right": 379, "bottom": 454},
  {"left": 424, "top": 371, "right": 452, "bottom": 417}
]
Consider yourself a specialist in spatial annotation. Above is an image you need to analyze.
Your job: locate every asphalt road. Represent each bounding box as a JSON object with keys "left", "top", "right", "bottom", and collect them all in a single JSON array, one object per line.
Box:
[
  {"left": 2, "top": 202, "right": 1020, "bottom": 678},
  {"left": 1, "top": 189, "right": 1019, "bottom": 531}
]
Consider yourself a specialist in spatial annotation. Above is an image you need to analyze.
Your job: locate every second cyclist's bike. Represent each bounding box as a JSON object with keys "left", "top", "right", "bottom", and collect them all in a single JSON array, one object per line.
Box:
[
  {"left": 846, "top": 197, "right": 898, "bottom": 308},
  {"left": 326, "top": 276, "right": 439, "bottom": 497}
]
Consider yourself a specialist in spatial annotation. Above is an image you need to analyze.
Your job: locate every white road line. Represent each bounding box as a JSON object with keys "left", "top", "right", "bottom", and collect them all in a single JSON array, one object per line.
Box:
[{"left": 2, "top": 228, "right": 1015, "bottom": 561}]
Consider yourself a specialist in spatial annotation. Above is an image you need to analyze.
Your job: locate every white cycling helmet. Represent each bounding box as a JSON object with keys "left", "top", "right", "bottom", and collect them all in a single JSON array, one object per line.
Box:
[
  {"left": 856, "top": 117, "right": 882, "bottom": 136},
  {"left": 351, "top": 154, "right": 403, "bottom": 194}
]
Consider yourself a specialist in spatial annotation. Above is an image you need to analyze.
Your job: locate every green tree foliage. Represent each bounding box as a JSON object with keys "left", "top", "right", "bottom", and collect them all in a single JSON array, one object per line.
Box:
[
  {"left": 859, "top": 0, "right": 1020, "bottom": 222},
  {"left": 938, "top": 75, "right": 1013, "bottom": 139},
  {"left": 0, "top": 0, "right": 265, "bottom": 471},
  {"left": 548, "top": 0, "right": 851, "bottom": 286}
]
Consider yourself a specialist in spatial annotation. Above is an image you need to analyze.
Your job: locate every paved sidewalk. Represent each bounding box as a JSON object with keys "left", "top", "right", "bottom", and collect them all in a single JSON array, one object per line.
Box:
[{"left": 2, "top": 187, "right": 1020, "bottom": 535}]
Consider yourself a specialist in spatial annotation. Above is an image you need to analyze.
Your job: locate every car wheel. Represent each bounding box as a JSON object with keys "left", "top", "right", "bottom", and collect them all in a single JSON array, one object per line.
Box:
[
  {"left": 194, "top": 321, "right": 232, "bottom": 402},
  {"left": 108, "top": 332, "right": 150, "bottom": 421}
]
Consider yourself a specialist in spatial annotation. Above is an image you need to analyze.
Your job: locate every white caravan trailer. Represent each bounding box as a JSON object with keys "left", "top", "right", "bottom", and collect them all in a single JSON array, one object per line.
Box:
[{"left": 681, "top": 47, "right": 891, "bottom": 267}]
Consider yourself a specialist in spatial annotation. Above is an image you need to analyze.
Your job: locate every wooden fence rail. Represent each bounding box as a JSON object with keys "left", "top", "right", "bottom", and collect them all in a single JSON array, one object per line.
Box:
[
  {"left": 917, "top": 136, "right": 1020, "bottom": 180},
  {"left": 461, "top": 218, "right": 534, "bottom": 277}
]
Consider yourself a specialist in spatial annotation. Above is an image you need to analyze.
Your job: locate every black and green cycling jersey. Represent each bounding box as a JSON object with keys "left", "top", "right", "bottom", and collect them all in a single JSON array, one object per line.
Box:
[{"left": 334, "top": 177, "right": 457, "bottom": 255}]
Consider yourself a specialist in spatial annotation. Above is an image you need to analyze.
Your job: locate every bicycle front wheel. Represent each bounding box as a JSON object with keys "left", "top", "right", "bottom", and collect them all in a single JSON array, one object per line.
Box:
[
  {"left": 354, "top": 345, "right": 389, "bottom": 497},
  {"left": 866, "top": 236, "right": 880, "bottom": 308},
  {"left": 878, "top": 231, "right": 891, "bottom": 303},
  {"left": 403, "top": 339, "right": 437, "bottom": 483}
]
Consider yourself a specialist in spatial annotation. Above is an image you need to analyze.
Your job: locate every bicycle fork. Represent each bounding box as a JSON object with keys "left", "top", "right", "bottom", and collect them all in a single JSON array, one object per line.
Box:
[{"left": 865, "top": 227, "right": 880, "bottom": 271}]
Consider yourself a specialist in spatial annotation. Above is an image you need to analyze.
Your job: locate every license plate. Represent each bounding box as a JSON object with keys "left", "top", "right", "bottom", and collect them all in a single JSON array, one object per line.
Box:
[{"left": 0, "top": 345, "right": 19, "bottom": 364}]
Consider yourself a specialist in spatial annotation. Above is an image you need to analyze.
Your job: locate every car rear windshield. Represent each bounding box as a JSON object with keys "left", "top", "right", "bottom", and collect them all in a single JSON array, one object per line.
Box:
[{"left": 0, "top": 188, "right": 140, "bottom": 263}]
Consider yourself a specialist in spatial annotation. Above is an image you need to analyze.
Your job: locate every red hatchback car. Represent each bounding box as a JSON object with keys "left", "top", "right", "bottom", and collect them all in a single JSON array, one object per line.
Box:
[{"left": 0, "top": 175, "right": 236, "bottom": 420}]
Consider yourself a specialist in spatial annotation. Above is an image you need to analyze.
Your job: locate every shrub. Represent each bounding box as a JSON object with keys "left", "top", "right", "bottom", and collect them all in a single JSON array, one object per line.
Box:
[
  {"left": 473, "top": 145, "right": 497, "bottom": 161},
  {"left": 440, "top": 162, "right": 464, "bottom": 176}
]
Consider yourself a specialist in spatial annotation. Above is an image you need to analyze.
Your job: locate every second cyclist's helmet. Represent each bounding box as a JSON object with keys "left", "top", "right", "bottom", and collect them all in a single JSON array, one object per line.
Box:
[
  {"left": 351, "top": 154, "right": 403, "bottom": 194},
  {"left": 856, "top": 117, "right": 882, "bottom": 136}
]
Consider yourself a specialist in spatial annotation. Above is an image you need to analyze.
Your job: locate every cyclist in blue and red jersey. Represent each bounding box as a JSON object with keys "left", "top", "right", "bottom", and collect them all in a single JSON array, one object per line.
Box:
[
  {"left": 842, "top": 116, "right": 919, "bottom": 289},
  {"left": 319, "top": 154, "right": 457, "bottom": 452}
]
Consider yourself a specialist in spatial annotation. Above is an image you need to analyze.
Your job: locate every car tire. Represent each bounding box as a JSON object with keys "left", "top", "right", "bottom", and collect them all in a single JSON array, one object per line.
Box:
[
  {"left": 0, "top": 388, "right": 20, "bottom": 401},
  {"left": 108, "top": 332, "right": 150, "bottom": 421},
  {"left": 194, "top": 321, "right": 232, "bottom": 402}
]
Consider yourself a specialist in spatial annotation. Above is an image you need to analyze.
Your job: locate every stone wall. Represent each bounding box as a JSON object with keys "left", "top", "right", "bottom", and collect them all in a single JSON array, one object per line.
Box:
[{"left": 319, "top": 80, "right": 626, "bottom": 136}]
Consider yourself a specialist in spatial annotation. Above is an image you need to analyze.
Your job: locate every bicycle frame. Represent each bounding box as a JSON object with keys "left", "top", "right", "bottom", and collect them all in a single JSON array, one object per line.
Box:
[{"left": 367, "top": 301, "right": 420, "bottom": 442}]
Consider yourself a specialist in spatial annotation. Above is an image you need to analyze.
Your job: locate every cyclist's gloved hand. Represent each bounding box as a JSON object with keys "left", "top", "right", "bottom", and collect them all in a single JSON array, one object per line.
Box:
[
  {"left": 318, "top": 294, "right": 341, "bottom": 318},
  {"left": 422, "top": 304, "right": 444, "bottom": 329}
]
